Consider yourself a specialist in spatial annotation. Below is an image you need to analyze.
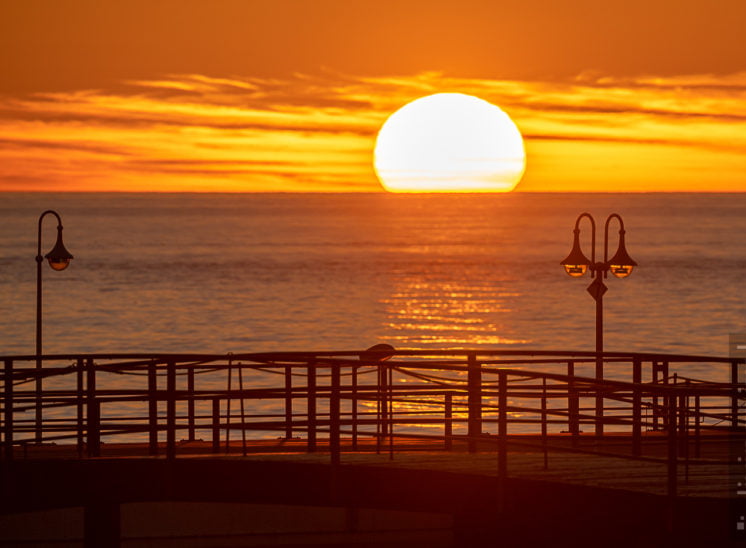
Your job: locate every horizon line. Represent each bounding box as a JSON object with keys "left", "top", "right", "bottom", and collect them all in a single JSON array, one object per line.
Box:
[{"left": 2, "top": 189, "right": 746, "bottom": 195}]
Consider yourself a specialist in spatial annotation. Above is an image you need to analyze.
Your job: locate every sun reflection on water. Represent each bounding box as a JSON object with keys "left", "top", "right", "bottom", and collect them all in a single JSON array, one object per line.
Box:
[{"left": 380, "top": 278, "right": 529, "bottom": 347}]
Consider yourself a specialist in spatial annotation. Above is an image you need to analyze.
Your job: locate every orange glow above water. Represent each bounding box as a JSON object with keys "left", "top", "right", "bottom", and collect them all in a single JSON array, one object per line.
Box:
[
  {"left": 1, "top": 1, "right": 746, "bottom": 193},
  {"left": 0, "top": 72, "right": 744, "bottom": 193}
]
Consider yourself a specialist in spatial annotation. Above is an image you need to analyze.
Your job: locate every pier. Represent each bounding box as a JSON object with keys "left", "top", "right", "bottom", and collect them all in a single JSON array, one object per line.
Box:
[{"left": 1, "top": 349, "right": 744, "bottom": 546}]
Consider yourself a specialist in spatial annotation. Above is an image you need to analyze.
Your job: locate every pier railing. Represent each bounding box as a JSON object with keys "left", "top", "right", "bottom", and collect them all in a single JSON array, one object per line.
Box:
[{"left": 2, "top": 350, "right": 744, "bottom": 497}]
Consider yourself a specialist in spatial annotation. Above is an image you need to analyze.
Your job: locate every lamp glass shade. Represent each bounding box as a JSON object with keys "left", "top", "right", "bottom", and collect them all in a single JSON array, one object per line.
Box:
[
  {"left": 607, "top": 231, "right": 636, "bottom": 279},
  {"left": 560, "top": 230, "right": 590, "bottom": 277},
  {"left": 564, "top": 264, "right": 588, "bottom": 277},
  {"left": 48, "top": 257, "right": 71, "bottom": 271},
  {"left": 45, "top": 229, "right": 73, "bottom": 271},
  {"left": 609, "top": 264, "right": 634, "bottom": 278}
]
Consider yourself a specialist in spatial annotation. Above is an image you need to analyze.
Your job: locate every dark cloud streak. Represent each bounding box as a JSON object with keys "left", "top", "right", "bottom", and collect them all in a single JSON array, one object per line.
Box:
[
  {"left": 0, "top": 108, "right": 377, "bottom": 136},
  {"left": 525, "top": 133, "right": 746, "bottom": 154},
  {"left": 0, "top": 137, "right": 132, "bottom": 156}
]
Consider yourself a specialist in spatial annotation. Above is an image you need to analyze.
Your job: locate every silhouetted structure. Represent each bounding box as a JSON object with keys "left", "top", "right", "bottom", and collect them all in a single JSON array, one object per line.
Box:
[
  {"left": 1, "top": 349, "right": 743, "bottom": 547},
  {"left": 561, "top": 212, "right": 637, "bottom": 435},
  {"left": 35, "top": 209, "right": 73, "bottom": 442}
]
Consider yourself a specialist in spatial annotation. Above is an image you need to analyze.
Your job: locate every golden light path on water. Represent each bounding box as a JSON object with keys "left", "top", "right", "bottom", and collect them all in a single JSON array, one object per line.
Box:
[
  {"left": 369, "top": 276, "right": 531, "bottom": 432},
  {"left": 380, "top": 278, "right": 529, "bottom": 346}
]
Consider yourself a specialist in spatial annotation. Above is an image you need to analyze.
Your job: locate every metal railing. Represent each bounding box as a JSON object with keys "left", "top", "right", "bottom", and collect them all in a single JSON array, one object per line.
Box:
[{"left": 2, "top": 350, "right": 744, "bottom": 497}]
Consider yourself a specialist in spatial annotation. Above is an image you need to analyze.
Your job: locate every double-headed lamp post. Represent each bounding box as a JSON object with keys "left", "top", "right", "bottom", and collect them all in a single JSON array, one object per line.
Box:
[
  {"left": 36, "top": 209, "right": 73, "bottom": 441},
  {"left": 560, "top": 212, "right": 637, "bottom": 435}
]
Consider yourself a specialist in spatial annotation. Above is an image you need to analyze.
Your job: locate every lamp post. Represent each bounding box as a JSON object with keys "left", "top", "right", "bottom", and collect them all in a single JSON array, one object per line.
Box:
[
  {"left": 560, "top": 212, "right": 637, "bottom": 436},
  {"left": 36, "top": 210, "right": 73, "bottom": 441}
]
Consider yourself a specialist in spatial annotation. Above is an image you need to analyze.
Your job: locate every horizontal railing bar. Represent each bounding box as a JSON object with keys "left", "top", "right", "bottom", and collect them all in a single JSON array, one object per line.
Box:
[{"left": 2, "top": 349, "right": 742, "bottom": 364}]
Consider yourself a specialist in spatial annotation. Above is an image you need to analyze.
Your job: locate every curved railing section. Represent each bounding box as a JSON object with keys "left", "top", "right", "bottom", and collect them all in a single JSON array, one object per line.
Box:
[{"left": 2, "top": 349, "right": 744, "bottom": 497}]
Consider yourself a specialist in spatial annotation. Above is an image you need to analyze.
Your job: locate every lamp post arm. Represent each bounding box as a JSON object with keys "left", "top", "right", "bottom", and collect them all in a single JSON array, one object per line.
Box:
[
  {"left": 603, "top": 213, "right": 625, "bottom": 264},
  {"left": 37, "top": 210, "right": 63, "bottom": 259},
  {"left": 573, "top": 212, "right": 596, "bottom": 275}
]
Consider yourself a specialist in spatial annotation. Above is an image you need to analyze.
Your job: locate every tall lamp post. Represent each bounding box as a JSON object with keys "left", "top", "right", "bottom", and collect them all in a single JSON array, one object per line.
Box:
[
  {"left": 560, "top": 212, "right": 637, "bottom": 435},
  {"left": 36, "top": 210, "right": 74, "bottom": 441}
]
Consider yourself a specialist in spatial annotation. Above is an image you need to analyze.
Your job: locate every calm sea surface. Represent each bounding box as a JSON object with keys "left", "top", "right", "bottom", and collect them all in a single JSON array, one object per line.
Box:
[
  {"left": 0, "top": 194, "right": 741, "bottom": 548},
  {"left": 1, "top": 192, "right": 745, "bottom": 360},
  {"left": 1, "top": 191, "right": 745, "bottom": 442}
]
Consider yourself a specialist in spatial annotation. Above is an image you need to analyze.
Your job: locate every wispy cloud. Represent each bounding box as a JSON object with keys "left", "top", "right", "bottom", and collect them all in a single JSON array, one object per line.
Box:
[{"left": 1, "top": 71, "right": 744, "bottom": 191}]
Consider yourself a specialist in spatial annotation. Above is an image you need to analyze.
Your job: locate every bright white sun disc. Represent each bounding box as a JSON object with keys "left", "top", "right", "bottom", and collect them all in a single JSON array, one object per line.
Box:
[{"left": 374, "top": 93, "right": 526, "bottom": 193}]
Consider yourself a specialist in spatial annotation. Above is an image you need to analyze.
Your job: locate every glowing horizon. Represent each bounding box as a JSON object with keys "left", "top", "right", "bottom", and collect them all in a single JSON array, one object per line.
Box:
[
  {"left": 1, "top": 3, "right": 745, "bottom": 193},
  {"left": 0, "top": 71, "right": 745, "bottom": 193}
]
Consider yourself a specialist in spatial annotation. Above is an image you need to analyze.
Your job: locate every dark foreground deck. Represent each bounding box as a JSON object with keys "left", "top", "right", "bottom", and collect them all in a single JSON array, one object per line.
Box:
[
  {"left": 1, "top": 350, "right": 744, "bottom": 546},
  {"left": 1, "top": 435, "right": 742, "bottom": 548},
  {"left": 5, "top": 433, "right": 739, "bottom": 498}
]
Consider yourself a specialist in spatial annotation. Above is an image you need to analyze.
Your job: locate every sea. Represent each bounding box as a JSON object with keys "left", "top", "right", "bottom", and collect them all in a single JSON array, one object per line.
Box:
[
  {"left": 1, "top": 193, "right": 741, "bottom": 548},
  {"left": 1, "top": 192, "right": 745, "bottom": 363}
]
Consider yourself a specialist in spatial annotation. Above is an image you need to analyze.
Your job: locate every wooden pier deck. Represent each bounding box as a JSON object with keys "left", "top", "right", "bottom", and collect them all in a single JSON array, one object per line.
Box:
[
  {"left": 1, "top": 436, "right": 741, "bottom": 548},
  {"left": 2, "top": 350, "right": 744, "bottom": 546},
  {"left": 7, "top": 432, "right": 738, "bottom": 499}
]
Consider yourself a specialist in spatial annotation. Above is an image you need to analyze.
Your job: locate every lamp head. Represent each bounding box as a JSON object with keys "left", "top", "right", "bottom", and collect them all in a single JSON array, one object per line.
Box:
[
  {"left": 560, "top": 228, "right": 590, "bottom": 277},
  {"left": 608, "top": 229, "right": 636, "bottom": 278},
  {"left": 44, "top": 226, "right": 73, "bottom": 271}
]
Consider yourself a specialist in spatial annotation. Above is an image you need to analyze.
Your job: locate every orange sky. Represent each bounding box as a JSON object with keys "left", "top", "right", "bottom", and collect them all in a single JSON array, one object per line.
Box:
[{"left": 1, "top": 0, "right": 745, "bottom": 192}]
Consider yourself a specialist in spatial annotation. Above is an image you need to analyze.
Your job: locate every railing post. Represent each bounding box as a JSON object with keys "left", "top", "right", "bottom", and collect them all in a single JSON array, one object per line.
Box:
[
  {"left": 667, "top": 392, "right": 678, "bottom": 499},
  {"left": 86, "top": 358, "right": 100, "bottom": 458},
  {"left": 148, "top": 361, "right": 158, "bottom": 456},
  {"left": 498, "top": 370, "right": 508, "bottom": 511},
  {"left": 225, "top": 359, "right": 233, "bottom": 453},
  {"left": 387, "top": 364, "right": 394, "bottom": 460},
  {"left": 166, "top": 360, "right": 176, "bottom": 460},
  {"left": 380, "top": 362, "right": 389, "bottom": 438},
  {"left": 679, "top": 391, "right": 689, "bottom": 483},
  {"left": 632, "top": 357, "right": 642, "bottom": 456},
  {"left": 285, "top": 364, "right": 293, "bottom": 439},
  {"left": 330, "top": 363, "right": 341, "bottom": 466},
  {"left": 732, "top": 360, "right": 740, "bottom": 431},
  {"left": 652, "top": 360, "right": 669, "bottom": 430},
  {"left": 35, "top": 357, "right": 42, "bottom": 443},
  {"left": 567, "top": 361, "right": 579, "bottom": 446},
  {"left": 211, "top": 397, "right": 220, "bottom": 454},
  {"left": 4, "top": 359, "right": 13, "bottom": 461},
  {"left": 595, "top": 355, "right": 604, "bottom": 438},
  {"left": 541, "top": 377, "right": 548, "bottom": 470},
  {"left": 467, "top": 353, "right": 482, "bottom": 453},
  {"left": 652, "top": 361, "right": 660, "bottom": 430},
  {"left": 76, "top": 358, "right": 84, "bottom": 458},
  {"left": 376, "top": 361, "right": 388, "bottom": 453},
  {"left": 351, "top": 365, "right": 358, "bottom": 451},
  {"left": 694, "top": 394, "right": 701, "bottom": 458},
  {"left": 679, "top": 387, "right": 688, "bottom": 453},
  {"left": 662, "top": 361, "right": 670, "bottom": 430},
  {"left": 237, "top": 363, "right": 247, "bottom": 457},
  {"left": 187, "top": 367, "right": 195, "bottom": 442},
  {"left": 307, "top": 361, "right": 317, "bottom": 453},
  {"left": 444, "top": 392, "right": 453, "bottom": 450}
]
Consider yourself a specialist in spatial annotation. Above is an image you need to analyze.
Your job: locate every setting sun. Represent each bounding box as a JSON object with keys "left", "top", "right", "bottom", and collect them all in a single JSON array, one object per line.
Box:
[{"left": 373, "top": 93, "right": 526, "bottom": 193}]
